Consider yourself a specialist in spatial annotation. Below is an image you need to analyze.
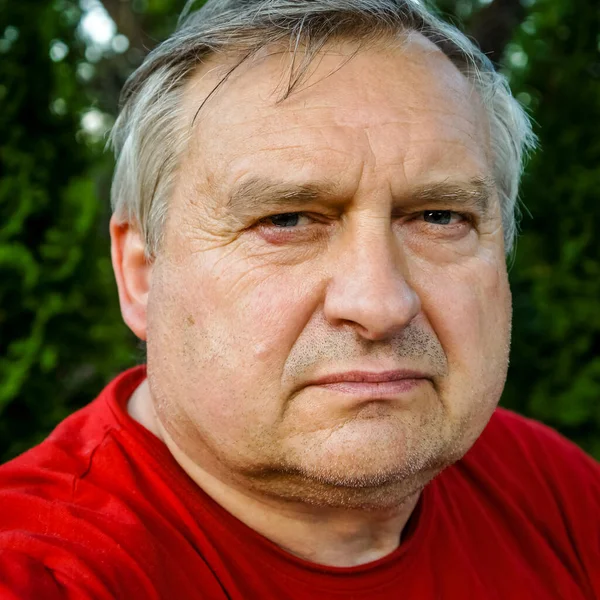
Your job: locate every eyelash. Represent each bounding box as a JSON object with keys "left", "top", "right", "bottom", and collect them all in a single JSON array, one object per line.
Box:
[
  {"left": 259, "top": 210, "right": 473, "bottom": 229},
  {"left": 253, "top": 211, "right": 475, "bottom": 247}
]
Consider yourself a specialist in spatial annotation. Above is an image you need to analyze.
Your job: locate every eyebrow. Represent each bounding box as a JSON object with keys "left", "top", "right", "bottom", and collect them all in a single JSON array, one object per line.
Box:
[
  {"left": 408, "top": 176, "right": 496, "bottom": 217},
  {"left": 227, "top": 178, "right": 338, "bottom": 216},
  {"left": 226, "top": 175, "right": 496, "bottom": 217}
]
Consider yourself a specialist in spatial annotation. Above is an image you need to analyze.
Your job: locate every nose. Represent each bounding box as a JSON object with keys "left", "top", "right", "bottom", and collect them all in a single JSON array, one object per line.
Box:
[{"left": 323, "top": 227, "right": 421, "bottom": 341}]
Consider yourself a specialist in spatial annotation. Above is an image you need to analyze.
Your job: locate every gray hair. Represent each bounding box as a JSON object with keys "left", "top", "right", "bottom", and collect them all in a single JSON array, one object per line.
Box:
[{"left": 110, "top": 0, "right": 536, "bottom": 256}]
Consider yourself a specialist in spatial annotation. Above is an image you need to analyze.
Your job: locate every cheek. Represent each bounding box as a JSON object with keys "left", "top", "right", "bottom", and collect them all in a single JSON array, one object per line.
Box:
[
  {"left": 148, "top": 253, "right": 322, "bottom": 420},
  {"left": 209, "top": 258, "right": 322, "bottom": 371},
  {"left": 414, "top": 255, "right": 511, "bottom": 397}
]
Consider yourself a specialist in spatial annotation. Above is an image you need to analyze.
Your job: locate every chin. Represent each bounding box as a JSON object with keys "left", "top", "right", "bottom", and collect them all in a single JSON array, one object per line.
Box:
[
  {"left": 244, "top": 422, "right": 465, "bottom": 510},
  {"left": 252, "top": 460, "right": 444, "bottom": 511}
]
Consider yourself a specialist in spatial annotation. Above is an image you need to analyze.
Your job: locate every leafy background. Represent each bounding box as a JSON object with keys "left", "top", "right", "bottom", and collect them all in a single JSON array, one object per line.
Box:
[{"left": 0, "top": 0, "right": 599, "bottom": 462}]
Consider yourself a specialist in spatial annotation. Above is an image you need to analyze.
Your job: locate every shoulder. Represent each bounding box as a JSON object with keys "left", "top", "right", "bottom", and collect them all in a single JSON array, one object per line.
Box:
[
  {"left": 0, "top": 368, "right": 157, "bottom": 597},
  {"left": 0, "top": 367, "right": 145, "bottom": 493},
  {"left": 432, "top": 409, "right": 600, "bottom": 592},
  {"left": 476, "top": 407, "right": 600, "bottom": 482},
  {"left": 457, "top": 407, "right": 600, "bottom": 546},
  {"left": 464, "top": 407, "right": 600, "bottom": 494}
]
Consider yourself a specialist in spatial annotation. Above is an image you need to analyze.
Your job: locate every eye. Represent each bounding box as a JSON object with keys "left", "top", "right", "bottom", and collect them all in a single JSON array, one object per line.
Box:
[
  {"left": 421, "top": 210, "right": 465, "bottom": 225},
  {"left": 264, "top": 213, "right": 310, "bottom": 228}
]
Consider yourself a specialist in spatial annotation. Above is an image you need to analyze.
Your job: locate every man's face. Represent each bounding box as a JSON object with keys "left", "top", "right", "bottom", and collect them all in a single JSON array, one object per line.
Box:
[{"left": 145, "top": 35, "right": 511, "bottom": 508}]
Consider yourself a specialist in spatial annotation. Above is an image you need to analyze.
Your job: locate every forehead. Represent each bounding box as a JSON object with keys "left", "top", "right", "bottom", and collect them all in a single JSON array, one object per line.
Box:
[{"left": 180, "top": 34, "right": 491, "bottom": 197}]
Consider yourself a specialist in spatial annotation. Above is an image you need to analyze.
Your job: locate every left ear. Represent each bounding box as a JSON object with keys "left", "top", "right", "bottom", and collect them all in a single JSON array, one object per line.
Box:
[{"left": 110, "top": 216, "right": 152, "bottom": 341}]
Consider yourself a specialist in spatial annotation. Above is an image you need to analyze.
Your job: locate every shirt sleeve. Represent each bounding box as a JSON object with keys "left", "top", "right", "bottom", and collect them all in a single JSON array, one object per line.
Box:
[
  {"left": 0, "top": 547, "right": 100, "bottom": 600},
  {"left": 509, "top": 413, "right": 600, "bottom": 593},
  {"left": 0, "top": 520, "right": 160, "bottom": 600}
]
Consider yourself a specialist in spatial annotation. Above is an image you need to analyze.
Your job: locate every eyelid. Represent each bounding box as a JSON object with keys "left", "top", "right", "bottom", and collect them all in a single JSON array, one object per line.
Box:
[
  {"left": 257, "top": 209, "right": 476, "bottom": 228},
  {"left": 255, "top": 212, "right": 331, "bottom": 244},
  {"left": 259, "top": 211, "right": 331, "bottom": 226},
  {"left": 392, "top": 208, "right": 471, "bottom": 220},
  {"left": 419, "top": 209, "right": 477, "bottom": 224},
  {"left": 424, "top": 209, "right": 472, "bottom": 220}
]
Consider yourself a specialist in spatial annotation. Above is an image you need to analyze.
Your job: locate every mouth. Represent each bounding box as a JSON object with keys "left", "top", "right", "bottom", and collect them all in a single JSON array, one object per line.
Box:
[{"left": 306, "top": 370, "right": 431, "bottom": 400}]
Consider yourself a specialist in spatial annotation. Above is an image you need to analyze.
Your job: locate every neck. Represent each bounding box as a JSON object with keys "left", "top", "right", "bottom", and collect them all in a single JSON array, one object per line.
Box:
[{"left": 128, "top": 380, "right": 421, "bottom": 567}]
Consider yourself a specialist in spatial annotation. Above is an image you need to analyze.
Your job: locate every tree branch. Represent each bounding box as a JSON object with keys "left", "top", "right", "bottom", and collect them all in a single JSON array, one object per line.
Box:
[
  {"left": 467, "top": 0, "right": 526, "bottom": 64},
  {"left": 99, "top": 0, "right": 155, "bottom": 53}
]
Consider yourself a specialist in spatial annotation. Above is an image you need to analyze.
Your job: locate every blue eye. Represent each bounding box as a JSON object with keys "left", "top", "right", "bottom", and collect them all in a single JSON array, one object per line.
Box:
[
  {"left": 267, "top": 213, "right": 302, "bottom": 227},
  {"left": 423, "top": 210, "right": 454, "bottom": 225}
]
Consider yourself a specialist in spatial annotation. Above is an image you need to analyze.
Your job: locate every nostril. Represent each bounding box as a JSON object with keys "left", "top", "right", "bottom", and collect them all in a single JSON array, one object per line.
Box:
[{"left": 323, "top": 266, "right": 421, "bottom": 341}]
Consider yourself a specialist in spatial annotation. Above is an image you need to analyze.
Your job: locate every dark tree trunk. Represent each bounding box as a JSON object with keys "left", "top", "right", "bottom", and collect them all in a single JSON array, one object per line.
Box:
[
  {"left": 467, "top": 0, "right": 527, "bottom": 64},
  {"left": 100, "top": 0, "right": 156, "bottom": 52}
]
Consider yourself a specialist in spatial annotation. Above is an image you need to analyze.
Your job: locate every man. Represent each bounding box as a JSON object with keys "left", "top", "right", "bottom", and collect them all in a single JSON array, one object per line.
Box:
[{"left": 1, "top": 0, "right": 598, "bottom": 597}]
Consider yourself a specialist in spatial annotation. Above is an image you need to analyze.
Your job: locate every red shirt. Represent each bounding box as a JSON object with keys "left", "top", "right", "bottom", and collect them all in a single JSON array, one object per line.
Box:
[{"left": 0, "top": 367, "right": 598, "bottom": 599}]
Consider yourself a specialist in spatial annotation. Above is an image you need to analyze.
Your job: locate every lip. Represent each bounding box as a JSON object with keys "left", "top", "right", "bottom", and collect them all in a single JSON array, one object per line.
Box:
[
  {"left": 306, "top": 370, "right": 431, "bottom": 400},
  {"left": 309, "top": 370, "right": 430, "bottom": 385}
]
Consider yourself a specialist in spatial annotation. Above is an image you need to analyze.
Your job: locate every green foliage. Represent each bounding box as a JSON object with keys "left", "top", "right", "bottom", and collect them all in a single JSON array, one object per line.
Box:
[
  {"left": 0, "top": 0, "right": 137, "bottom": 460},
  {"left": 500, "top": 0, "right": 600, "bottom": 458},
  {"left": 435, "top": 0, "right": 600, "bottom": 459}
]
